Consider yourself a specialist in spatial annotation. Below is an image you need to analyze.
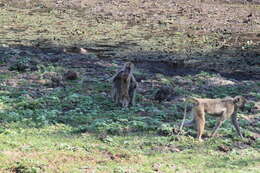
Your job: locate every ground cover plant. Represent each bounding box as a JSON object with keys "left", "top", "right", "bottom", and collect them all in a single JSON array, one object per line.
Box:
[{"left": 0, "top": 0, "right": 259, "bottom": 172}]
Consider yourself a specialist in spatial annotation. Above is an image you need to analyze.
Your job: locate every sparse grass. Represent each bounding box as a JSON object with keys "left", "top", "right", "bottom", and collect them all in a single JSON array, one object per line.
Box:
[{"left": 0, "top": 124, "right": 259, "bottom": 173}]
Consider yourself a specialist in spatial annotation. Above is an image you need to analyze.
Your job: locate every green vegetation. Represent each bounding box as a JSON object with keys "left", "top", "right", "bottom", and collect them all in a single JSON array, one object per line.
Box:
[{"left": 0, "top": 0, "right": 259, "bottom": 172}]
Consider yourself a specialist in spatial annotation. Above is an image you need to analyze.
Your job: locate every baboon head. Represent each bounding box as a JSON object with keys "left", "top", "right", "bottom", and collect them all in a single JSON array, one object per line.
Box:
[
  {"left": 124, "top": 62, "right": 134, "bottom": 72},
  {"left": 121, "top": 62, "right": 134, "bottom": 80},
  {"left": 234, "top": 96, "right": 246, "bottom": 109}
]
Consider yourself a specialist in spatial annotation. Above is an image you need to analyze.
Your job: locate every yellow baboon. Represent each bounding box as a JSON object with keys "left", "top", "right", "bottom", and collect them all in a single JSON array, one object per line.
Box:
[{"left": 181, "top": 96, "right": 246, "bottom": 141}]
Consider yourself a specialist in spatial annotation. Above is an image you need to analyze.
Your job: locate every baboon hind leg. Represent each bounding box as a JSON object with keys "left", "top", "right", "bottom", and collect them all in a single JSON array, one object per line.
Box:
[
  {"left": 210, "top": 115, "right": 226, "bottom": 137},
  {"left": 111, "top": 77, "right": 122, "bottom": 105},
  {"left": 195, "top": 109, "right": 205, "bottom": 141}
]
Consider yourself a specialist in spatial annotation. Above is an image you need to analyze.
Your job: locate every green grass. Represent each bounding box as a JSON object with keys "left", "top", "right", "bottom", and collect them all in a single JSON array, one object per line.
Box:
[{"left": 0, "top": 124, "right": 259, "bottom": 173}]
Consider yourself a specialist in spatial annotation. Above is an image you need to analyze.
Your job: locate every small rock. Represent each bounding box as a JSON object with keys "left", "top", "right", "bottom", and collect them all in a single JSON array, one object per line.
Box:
[
  {"left": 169, "top": 147, "right": 181, "bottom": 152},
  {"left": 5, "top": 79, "right": 18, "bottom": 87},
  {"left": 173, "top": 76, "right": 192, "bottom": 85},
  {"left": 154, "top": 86, "right": 172, "bottom": 103},
  {"left": 43, "top": 72, "right": 59, "bottom": 79},
  {"left": 30, "top": 65, "right": 38, "bottom": 71},
  {"left": 36, "top": 79, "right": 51, "bottom": 85},
  {"left": 64, "top": 47, "right": 88, "bottom": 54},
  {"left": 134, "top": 73, "right": 146, "bottom": 82},
  {"left": 42, "top": 72, "right": 64, "bottom": 87},
  {"left": 218, "top": 144, "right": 231, "bottom": 152},
  {"left": 207, "top": 77, "right": 235, "bottom": 86},
  {"left": 100, "top": 92, "right": 107, "bottom": 97},
  {"left": 50, "top": 76, "right": 64, "bottom": 87},
  {"left": 9, "top": 63, "right": 28, "bottom": 72},
  {"left": 21, "top": 94, "right": 33, "bottom": 100},
  {"left": 48, "top": 57, "right": 60, "bottom": 63},
  {"left": 234, "top": 142, "right": 250, "bottom": 149},
  {"left": 79, "top": 48, "right": 88, "bottom": 54},
  {"left": 64, "top": 70, "right": 78, "bottom": 80}
]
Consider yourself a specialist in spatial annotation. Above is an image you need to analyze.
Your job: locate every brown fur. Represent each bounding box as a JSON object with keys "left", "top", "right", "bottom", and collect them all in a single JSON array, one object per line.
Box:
[
  {"left": 111, "top": 62, "right": 138, "bottom": 107},
  {"left": 183, "top": 96, "right": 246, "bottom": 141}
]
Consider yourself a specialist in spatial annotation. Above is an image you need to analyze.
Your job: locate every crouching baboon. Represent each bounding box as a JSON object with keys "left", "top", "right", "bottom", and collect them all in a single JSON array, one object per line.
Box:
[
  {"left": 111, "top": 62, "right": 138, "bottom": 107},
  {"left": 181, "top": 96, "right": 246, "bottom": 141}
]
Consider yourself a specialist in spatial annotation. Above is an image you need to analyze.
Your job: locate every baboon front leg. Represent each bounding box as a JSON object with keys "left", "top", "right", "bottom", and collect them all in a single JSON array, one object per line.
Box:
[
  {"left": 111, "top": 86, "right": 118, "bottom": 102},
  {"left": 195, "top": 109, "right": 205, "bottom": 141},
  {"left": 231, "top": 113, "right": 243, "bottom": 138},
  {"left": 129, "top": 89, "right": 136, "bottom": 106},
  {"left": 129, "top": 76, "right": 137, "bottom": 106},
  {"left": 129, "top": 85, "right": 136, "bottom": 106}
]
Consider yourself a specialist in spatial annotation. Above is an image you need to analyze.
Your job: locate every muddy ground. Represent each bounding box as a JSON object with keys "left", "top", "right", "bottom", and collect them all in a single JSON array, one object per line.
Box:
[{"left": 0, "top": 0, "right": 259, "bottom": 78}]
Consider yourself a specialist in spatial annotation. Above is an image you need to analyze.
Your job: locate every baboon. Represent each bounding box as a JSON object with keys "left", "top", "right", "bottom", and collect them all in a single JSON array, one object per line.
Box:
[
  {"left": 181, "top": 96, "right": 246, "bottom": 141},
  {"left": 111, "top": 62, "right": 138, "bottom": 107}
]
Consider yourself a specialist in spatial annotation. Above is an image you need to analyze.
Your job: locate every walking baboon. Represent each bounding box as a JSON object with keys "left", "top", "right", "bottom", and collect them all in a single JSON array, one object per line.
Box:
[
  {"left": 181, "top": 96, "right": 246, "bottom": 141},
  {"left": 111, "top": 62, "right": 138, "bottom": 107}
]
